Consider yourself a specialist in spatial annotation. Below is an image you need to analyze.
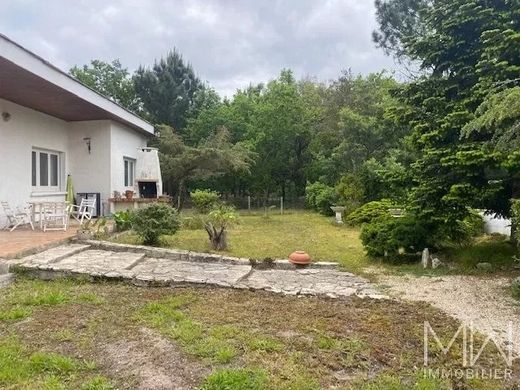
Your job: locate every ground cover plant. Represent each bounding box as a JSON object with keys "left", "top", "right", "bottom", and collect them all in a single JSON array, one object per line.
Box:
[{"left": 1, "top": 277, "right": 517, "bottom": 389}]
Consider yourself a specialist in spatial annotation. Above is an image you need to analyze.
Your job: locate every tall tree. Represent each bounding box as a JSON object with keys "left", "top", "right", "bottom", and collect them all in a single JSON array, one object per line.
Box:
[
  {"left": 133, "top": 50, "right": 205, "bottom": 131},
  {"left": 375, "top": 0, "right": 520, "bottom": 239},
  {"left": 70, "top": 59, "right": 141, "bottom": 113},
  {"left": 156, "top": 125, "right": 254, "bottom": 207}
]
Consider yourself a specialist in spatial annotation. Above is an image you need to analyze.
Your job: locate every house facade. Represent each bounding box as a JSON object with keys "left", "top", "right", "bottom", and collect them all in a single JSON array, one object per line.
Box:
[{"left": 0, "top": 34, "right": 161, "bottom": 226}]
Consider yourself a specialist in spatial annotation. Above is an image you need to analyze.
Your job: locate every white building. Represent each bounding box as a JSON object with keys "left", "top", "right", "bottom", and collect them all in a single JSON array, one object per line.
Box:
[{"left": 0, "top": 34, "right": 162, "bottom": 226}]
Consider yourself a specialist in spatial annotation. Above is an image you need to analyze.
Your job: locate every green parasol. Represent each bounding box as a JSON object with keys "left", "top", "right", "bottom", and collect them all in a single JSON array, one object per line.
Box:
[{"left": 66, "top": 174, "right": 74, "bottom": 204}]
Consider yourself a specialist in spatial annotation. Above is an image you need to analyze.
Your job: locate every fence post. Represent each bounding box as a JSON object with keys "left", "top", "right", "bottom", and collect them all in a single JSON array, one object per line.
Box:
[
  {"left": 280, "top": 196, "right": 284, "bottom": 215},
  {"left": 248, "top": 195, "right": 251, "bottom": 213}
]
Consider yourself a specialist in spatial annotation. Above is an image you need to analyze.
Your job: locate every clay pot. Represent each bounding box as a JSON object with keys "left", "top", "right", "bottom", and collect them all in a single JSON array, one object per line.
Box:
[
  {"left": 289, "top": 251, "right": 311, "bottom": 265},
  {"left": 125, "top": 190, "right": 134, "bottom": 200}
]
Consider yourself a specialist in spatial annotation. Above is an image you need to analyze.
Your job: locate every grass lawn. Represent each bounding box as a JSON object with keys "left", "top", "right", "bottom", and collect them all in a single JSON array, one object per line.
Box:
[
  {"left": 116, "top": 211, "right": 370, "bottom": 273},
  {"left": 114, "top": 210, "right": 520, "bottom": 277},
  {"left": 1, "top": 277, "right": 517, "bottom": 389}
]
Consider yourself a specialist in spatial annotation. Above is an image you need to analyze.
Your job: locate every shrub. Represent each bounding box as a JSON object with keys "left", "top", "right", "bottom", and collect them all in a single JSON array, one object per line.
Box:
[
  {"left": 345, "top": 200, "right": 393, "bottom": 226},
  {"left": 305, "top": 182, "right": 337, "bottom": 216},
  {"left": 360, "top": 215, "right": 430, "bottom": 260},
  {"left": 113, "top": 210, "right": 134, "bottom": 231},
  {"left": 132, "top": 203, "right": 181, "bottom": 245},
  {"left": 336, "top": 173, "right": 364, "bottom": 213},
  {"left": 190, "top": 189, "right": 220, "bottom": 213},
  {"left": 434, "top": 209, "right": 485, "bottom": 246}
]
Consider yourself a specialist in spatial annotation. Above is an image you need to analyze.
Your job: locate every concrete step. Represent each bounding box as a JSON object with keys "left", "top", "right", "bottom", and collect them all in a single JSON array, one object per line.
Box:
[
  {"left": 0, "top": 273, "right": 14, "bottom": 288},
  {"left": 0, "top": 262, "right": 9, "bottom": 275}
]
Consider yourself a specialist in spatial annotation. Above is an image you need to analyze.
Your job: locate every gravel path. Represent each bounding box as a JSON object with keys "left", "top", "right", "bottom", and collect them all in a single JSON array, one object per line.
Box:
[{"left": 378, "top": 274, "right": 520, "bottom": 354}]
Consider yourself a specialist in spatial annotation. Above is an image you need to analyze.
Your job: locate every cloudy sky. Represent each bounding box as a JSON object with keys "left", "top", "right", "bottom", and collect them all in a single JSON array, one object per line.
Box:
[{"left": 1, "top": 0, "right": 400, "bottom": 97}]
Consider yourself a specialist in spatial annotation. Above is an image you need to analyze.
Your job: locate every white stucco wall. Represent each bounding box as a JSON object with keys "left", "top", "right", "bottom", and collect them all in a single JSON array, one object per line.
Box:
[
  {"left": 481, "top": 212, "right": 511, "bottom": 236},
  {"left": 110, "top": 121, "right": 148, "bottom": 196},
  {"left": 0, "top": 98, "right": 69, "bottom": 226},
  {"left": 68, "top": 120, "right": 112, "bottom": 215},
  {"left": 0, "top": 98, "right": 152, "bottom": 226}
]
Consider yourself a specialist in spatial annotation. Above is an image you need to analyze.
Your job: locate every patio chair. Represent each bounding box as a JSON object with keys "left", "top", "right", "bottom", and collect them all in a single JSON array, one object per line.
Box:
[
  {"left": 1, "top": 201, "right": 34, "bottom": 232},
  {"left": 42, "top": 202, "right": 69, "bottom": 232},
  {"left": 69, "top": 198, "right": 96, "bottom": 225}
]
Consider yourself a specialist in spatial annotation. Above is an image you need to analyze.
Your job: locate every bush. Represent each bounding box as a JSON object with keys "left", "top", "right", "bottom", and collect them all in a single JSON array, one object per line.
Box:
[
  {"left": 434, "top": 209, "right": 485, "bottom": 246},
  {"left": 345, "top": 200, "right": 393, "bottom": 226},
  {"left": 511, "top": 199, "right": 520, "bottom": 246},
  {"left": 336, "top": 173, "right": 364, "bottom": 213},
  {"left": 190, "top": 189, "right": 220, "bottom": 213},
  {"left": 305, "top": 182, "right": 337, "bottom": 216},
  {"left": 132, "top": 203, "right": 181, "bottom": 245},
  {"left": 360, "top": 215, "right": 430, "bottom": 260},
  {"left": 113, "top": 210, "right": 134, "bottom": 231}
]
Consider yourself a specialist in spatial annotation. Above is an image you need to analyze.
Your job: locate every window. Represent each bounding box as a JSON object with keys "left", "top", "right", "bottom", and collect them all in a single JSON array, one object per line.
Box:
[
  {"left": 32, "top": 148, "right": 61, "bottom": 191},
  {"left": 124, "top": 158, "right": 135, "bottom": 187}
]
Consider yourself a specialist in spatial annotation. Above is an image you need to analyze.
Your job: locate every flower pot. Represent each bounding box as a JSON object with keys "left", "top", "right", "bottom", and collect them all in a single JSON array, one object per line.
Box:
[
  {"left": 289, "top": 250, "right": 311, "bottom": 265},
  {"left": 125, "top": 190, "right": 134, "bottom": 200}
]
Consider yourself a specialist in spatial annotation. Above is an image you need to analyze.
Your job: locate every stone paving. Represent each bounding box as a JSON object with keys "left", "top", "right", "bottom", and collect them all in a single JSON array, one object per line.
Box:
[{"left": 4, "top": 243, "right": 386, "bottom": 299}]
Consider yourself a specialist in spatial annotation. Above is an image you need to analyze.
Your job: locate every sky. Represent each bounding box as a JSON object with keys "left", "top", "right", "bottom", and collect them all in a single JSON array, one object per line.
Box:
[{"left": 0, "top": 0, "right": 401, "bottom": 97}]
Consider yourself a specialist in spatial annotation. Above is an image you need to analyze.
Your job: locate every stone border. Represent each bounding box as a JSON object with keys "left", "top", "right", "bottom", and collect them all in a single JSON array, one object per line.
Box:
[{"left": 80, "top": 240, "right": 339, "bottom": 270}]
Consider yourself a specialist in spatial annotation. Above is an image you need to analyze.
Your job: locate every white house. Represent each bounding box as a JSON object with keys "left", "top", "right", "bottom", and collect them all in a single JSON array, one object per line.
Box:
[{"left": 0, "top": 34, "right": 162, "bottom": 226}]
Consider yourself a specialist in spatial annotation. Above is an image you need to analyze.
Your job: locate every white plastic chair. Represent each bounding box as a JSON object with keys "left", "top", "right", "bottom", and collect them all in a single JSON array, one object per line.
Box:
[
  {"left": 1, "top": 201, "right": 34, "bottom": 232},
  {"left": 69, "top": 198, "right": 96, "bottom": 225},
  {"left": 42, "top": 202, "right": 69, "bottom": 232}
]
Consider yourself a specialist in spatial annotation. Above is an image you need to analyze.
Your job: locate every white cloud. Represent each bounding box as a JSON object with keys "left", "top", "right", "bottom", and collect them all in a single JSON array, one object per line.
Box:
[{"left": 0, "top": 0, "right": 401, "bottom": 97}]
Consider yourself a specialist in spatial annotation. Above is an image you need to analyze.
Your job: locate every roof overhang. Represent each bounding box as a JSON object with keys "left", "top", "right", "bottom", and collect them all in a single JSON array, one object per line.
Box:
[{"left": 0, "top": 34, "right": 154, "bottom": 136}]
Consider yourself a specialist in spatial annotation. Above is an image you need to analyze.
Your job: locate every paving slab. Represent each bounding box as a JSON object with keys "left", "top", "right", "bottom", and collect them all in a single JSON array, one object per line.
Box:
[
  {"left": 9, "top": 244, "right": 91, "bottom": 267},
  {"left": 0, "top": 273, "right": 14, "bottom": 288},
  {"left": 237, "top": 269, "right": 386, "bottom": 299},
  {"left": 130, "top": 258, "right": 252, "bottom": 287},
  {"left": 38, "top": 250, "right": 145, "bottom": 277},
  {"left": 12, "top": 244, "right": 386, "bottom": 299}
]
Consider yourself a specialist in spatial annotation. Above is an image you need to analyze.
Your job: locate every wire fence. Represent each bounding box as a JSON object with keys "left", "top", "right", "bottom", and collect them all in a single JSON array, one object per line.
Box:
[{"left": 181, "top": 195, "right": 307, "bottom": 213}]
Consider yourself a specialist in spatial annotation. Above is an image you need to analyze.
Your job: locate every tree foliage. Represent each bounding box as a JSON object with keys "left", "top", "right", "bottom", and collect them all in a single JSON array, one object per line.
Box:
[{"left": 70, "top": 59, "right": 141, "bottom": 112}]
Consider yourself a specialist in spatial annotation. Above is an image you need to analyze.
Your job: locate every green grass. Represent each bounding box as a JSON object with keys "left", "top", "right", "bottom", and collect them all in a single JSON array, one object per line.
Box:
[
  {"left": 115, "top": 210, "right": 520, "bottom": 276},
  {"left": 201, "top": 368, "right": 269, "bottom": 390},
  {"left": 1, "top": 277, "right": 515, "bottom": 389},
  {"left": 117, "top": 210, "right": 370, "bottom": 272},
  {"left": 380, "top": 236, "right": 519, "bottom": 276},
  {"left": 0, "top": 337, "right": 99, "bottom": 389}
]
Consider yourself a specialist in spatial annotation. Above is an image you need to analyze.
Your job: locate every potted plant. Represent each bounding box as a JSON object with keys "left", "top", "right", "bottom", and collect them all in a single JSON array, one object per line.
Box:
[{"left": 125, "top": 190, "right": 134, "bottom": 200}]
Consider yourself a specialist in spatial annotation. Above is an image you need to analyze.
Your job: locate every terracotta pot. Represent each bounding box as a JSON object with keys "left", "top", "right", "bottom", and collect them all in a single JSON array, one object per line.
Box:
[
  {"left": 125, "top": 190, "right": 134, "bottom": 200},
  {"left": 289, "top": 250, "right": 311, "bottom": 265}
]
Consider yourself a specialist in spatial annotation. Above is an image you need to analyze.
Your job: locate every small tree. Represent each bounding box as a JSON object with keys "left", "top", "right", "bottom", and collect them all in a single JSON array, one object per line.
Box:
[
  {"left": 190, "top": 189, "right": 220, "bottom": 213},
  {"left": 204, "top": 205, "right": 238, "bottom": 251},
  {"left": 133, "top": 203, "right": 180, "bottom": 245}
]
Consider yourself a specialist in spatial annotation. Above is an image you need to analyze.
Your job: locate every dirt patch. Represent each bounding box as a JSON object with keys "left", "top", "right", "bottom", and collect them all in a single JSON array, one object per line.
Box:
[{"left": 100, "top": 327, "right": 208, "bottom": 390}]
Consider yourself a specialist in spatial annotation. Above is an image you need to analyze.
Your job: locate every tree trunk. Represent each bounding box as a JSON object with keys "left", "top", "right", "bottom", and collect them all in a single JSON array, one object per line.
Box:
[
  {"left": 205, "top": 223, "right": 228, "bottom": 251},
  {"left": 177, "top": 179, "right": 185, "bottom": 210}
]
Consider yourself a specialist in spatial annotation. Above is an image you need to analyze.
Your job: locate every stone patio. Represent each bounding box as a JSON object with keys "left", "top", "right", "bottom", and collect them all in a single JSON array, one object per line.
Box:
[{"left": 4, "top": 243, "right": 386, "bottom": 299}]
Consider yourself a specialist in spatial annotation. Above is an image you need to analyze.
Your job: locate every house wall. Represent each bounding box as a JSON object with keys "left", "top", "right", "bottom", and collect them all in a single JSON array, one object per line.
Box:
[
  {"left": 109, "top": 121, "right": 148, "bottom": 196},
  {"left": 0, "top": 98, "right": 69, "bottom": 226},
  {"left": 68, "top": 120, "right": 112, "bottom": 215},
  {"left": 0, "top": 98, "right": 152, "bottom": 227}
]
